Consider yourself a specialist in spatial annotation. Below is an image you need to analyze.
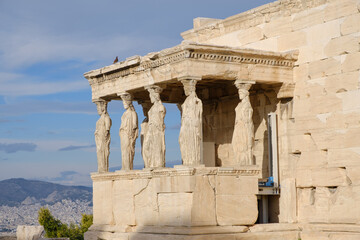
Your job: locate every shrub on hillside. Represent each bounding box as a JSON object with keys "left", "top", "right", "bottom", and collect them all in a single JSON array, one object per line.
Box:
[{"left": 38, "top": 207, "right": 92, "bottom": 240}]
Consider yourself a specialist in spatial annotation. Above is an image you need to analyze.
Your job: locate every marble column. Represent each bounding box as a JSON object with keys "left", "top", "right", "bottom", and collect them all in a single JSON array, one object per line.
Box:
[
  {"left": 143, "top": 85, "right": 166, "bottom": 168},
  {"left": 178, "top": 76, "right": 203, "bottom": 166},
  {"left": 94, "top": 99, "right": 112, "bottom": 173},
  {"left": 118, "top": 92, "right": 138, "bottom": 170},
  {"left": 232, "top": 80, "right": 255, "bottom": 165}
]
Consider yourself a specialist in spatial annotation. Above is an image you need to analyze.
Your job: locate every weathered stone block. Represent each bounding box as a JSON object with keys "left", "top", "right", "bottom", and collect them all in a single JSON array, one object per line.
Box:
[
  {"left": 17, "top": 225, "right": 44, "bottom": 240},
  {"left": 93, "top": 180, "right": 114, "bottom": 225},
  {"left": 278, "top": 31, "right": 307, "bottom": 51},
  {"left": 297, "top": 43, "right": 326, "bottom": 64},
  {"left": 216, "top": 176, "right": 258, "bottom": 195},
  {"left": 152, "top": 175, "right": 196, "bottom": 193},
  {"left": 310, "top": 94, "right": 343, "bottom": 114},
  {"left": 309, "top": 57, "right": 341, "bottom": 79},
  {"left": 327, "top": 148, "right": 360, "bottom": 168},
  {"left": 324, "top": 35, "right": 360, "bottom": 57},
  {"left": 293, "top": 64, "right": 309, "bottom": 81},
  {"left": 337, "top": 89, "right": 360, "bottom": 113},
  {"left": 342, "top": 51, "right": 360, "bottom": 73},
  {"left": 263, "top": 16, "right": 292, "bottom": 38},
  {"left": 134, "top": 180, "right": 159, "bottom": 226},
  {"left": 279, "top": 178, "right": 297, "bottom": 223},
  {"left": 324, "top": 0, "right": 359, "bottom": 22},
  {"left": 243, "top": 37, "right": 278, "bottom": 51},
  {"left": 304, "top": 19, "right": 341, "bottom": 46},
  {"left": 308, "top": 129, "right": 347, "bottom": 150},
  {"left": 296, "top": 168, "right": 350, "bottom": 187},
  {"left": 325, "top": 71, "right": 359, "bottom": 93},
  {"left": 238, "top": 27, "right": 264, "bottom": 45},
  {"left": 191, "top": 176, "right": 217, "bottom": 226},
  {"left": 289, "top": 133, "right": 319, "bottom": 154},
  {"left": 158, "top": 192, "right": 193, "bottom": 226},
  {"left": 297, "top": 150, "right": 327, "bottom": 168},
  {"left": 292, "top": 7, "right": 325, "bottom": 31},
  {"left": 216, "top": 195, "right": 258, "bottom": 226},
  {"left": 341, "top": 127, "right": 360, "bottom": 148},
  {"left": 328, "top": 186, "right": 359, "bottom": 224},
  {"left": 113, "top": 180, "right": 135, "bottom": 226},
  {"left": 341, "top": 13, "right": 360, "bottom": 35},
  {"left": 298, "top": 187, "right": 340, "bottom": 223}
]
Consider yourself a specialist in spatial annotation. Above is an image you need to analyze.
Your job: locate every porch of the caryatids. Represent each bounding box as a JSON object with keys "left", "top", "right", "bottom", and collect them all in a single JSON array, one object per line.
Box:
[
  {"left": 143, "top": 85, "right": 166, "bottom": 168},
  {"left": 118, "top": 92, "right": 138, "bottom": 170},
  {"left": 94, "top": 99, "right": 112, "bottom": 173},
  {"left": 232, "top": 80, "right": 255, "bottom": 165},
  {"left": 178, "top": 76, "right": 203, "bottom": 166}
]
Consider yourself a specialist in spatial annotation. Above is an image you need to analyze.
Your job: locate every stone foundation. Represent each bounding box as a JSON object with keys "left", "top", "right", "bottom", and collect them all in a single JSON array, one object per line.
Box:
[
  {"left": 85, "top": 223, "right": 360, "bottom": 240},
  {"left": 87, "top": 166, "right": 259, "bottom": 239}
]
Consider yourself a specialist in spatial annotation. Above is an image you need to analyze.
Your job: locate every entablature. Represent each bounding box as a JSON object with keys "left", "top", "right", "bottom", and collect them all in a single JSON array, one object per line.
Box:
[{"left": 84, "top": 42, "right": 298, "bottom": 102}]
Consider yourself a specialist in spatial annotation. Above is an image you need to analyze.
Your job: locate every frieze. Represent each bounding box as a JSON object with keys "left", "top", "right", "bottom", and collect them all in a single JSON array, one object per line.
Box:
[{"left": 85, "top": 43, "right": 297, "bottom": 86}]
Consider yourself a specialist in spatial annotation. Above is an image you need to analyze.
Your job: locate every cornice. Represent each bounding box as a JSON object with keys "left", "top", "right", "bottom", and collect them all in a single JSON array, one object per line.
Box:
[{"left": 84, "top": 42, "right": 298, "bottom": 86}]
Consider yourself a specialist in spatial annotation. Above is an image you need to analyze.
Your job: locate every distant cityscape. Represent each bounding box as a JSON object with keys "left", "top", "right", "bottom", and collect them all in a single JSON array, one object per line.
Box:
[
  {"left": 0, "top": 199, "right": 92, "bottom": 235},
  {"left": 0, "top": 178, "right": 93, "bottom": 235}
]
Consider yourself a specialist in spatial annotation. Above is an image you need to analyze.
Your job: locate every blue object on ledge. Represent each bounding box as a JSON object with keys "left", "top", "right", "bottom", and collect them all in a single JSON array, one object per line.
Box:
[{"left": 265, "top": 176, "right": 274, "bottom": 187}]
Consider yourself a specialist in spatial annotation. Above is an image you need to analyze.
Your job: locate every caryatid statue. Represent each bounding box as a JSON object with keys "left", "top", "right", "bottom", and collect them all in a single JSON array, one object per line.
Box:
[
  {"left": 232, "top": 80, "right": 255, "bottom": 165},
  {"left": 118, "top": 93, "right": 138, "bottom": 170},
  {"left": 143, "top": 85, "right": 166, "bottom": 168},
  {"left": 94, "top": 99, "right": 112, "bottom": 173},
  {"left": 138, "top": 100, "right": 152, "bottom": 163},
  {"left": 179, "top": 78, "right": 203, "bottom": 166}
]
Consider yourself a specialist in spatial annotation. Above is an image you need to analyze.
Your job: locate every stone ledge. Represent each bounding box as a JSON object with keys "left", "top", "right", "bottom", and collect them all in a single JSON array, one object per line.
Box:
[
  {"left": 91, "top": 166, "right": 261, "bottom": 181},
  {"left": 249, "top": 223, "right": 301, "bottom": 233},
  {"left": 85, "top": 223, "right": 360, "bottom": 240},
  {"left": 299, "top": 223, "right": 360, "bottom": 233},
  {"left": 133, "top": 225, "right": 248, "bottom": 235}
]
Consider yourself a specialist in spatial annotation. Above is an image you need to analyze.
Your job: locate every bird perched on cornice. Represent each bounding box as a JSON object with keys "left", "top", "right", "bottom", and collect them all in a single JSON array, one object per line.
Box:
[{"left": 113, "top": 56, "right": 118, "bottom": 64}]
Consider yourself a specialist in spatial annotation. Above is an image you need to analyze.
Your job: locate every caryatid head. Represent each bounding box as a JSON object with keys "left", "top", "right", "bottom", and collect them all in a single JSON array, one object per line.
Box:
[
  {"left": 235, "top": 80, "right": 253, "bottom": 100},
  {"left": 119, "top": 92, "right": 134, "bottom": 110},
  {"left": 94, "top": 99, "right": 108, "bottom": 115},
  {"left": 145, "top": 85, "right": 163, "bottom": 104},
  {"left": 181, "top": 79, "right": 197, "bottom": 97}
]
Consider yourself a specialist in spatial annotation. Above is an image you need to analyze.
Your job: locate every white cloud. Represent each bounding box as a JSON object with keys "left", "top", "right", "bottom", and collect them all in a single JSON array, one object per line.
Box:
[
  {"left": 0, "top": 72, "right": 89, "bottom": 96},
  {"left": 0, "top": 31, "right": 145, "bottom": 70},
  {"left": 0, "top": 138, "right": 95, "bottom": 152},
  {"left": 0, "top": 99, "right": 95, "bottom": 116}
]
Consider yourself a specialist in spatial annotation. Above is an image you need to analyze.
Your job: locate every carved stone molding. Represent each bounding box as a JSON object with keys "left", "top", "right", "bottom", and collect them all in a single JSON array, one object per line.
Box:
[
  {"left": 90, "top": 166, "right": 260, "bottom": 181},
  {"left": 277, "top": 82, "right": 296, "bottom": 99},
  {"left": 84, "top": 42, "right": 297, "bottom": 87}
]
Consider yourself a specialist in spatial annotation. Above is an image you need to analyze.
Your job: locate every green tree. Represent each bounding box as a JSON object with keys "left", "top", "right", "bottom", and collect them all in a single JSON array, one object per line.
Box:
[
  {"left": 80, "top": 214, "right": 93, "bottom": 233},
  {"left": 38, "top": 207, "right": 62, "bottom": 238},
  {"left": 38, "top": 208, "right": 93, "bottom": 240}
]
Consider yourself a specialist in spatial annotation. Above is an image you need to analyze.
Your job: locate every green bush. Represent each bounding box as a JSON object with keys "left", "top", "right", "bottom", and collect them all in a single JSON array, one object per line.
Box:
[{"left": 38, "top": 207, "right": 93, "bottom": 240}]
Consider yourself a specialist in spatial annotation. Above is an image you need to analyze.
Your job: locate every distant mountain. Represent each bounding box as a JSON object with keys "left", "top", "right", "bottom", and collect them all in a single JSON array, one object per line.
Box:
[{"left": 0, "top": 178, "right": 92, "bottom": 207}]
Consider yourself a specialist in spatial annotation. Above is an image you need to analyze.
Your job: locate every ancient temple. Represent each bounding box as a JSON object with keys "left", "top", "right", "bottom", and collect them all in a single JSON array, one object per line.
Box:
[{"left": 84, "top": 0, "right": 360, "bottom": 239}]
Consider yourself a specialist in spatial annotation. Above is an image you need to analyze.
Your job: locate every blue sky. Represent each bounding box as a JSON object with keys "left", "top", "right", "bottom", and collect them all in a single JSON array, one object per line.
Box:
[{"left": 0, "top": 0, "right": 274, "bottom": 186}]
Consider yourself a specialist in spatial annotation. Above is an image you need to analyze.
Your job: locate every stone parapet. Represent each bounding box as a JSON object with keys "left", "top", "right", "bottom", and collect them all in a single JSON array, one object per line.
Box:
[{"left": 90, "top": 167, "right": 259, "bottom": 238}]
